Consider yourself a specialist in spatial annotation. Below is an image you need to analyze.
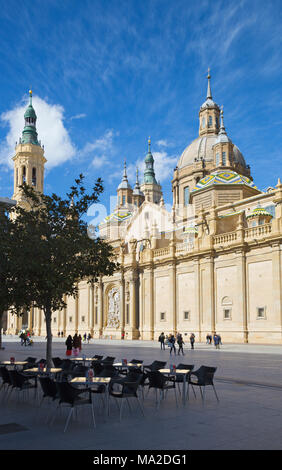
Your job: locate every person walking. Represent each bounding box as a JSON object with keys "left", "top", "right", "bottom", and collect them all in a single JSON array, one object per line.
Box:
[
  {"left": 87, "top": 333, "right": 92, "bottom": 344},
  {"left": 177, "top": 334, "right": 185, "bottom": 355},
  {"left": 190, "top": 333, "right": 195, "bottom": 350},
  {"left": 65, "top": 335, "right": 73, "bottom": 356},
  {"left": 72, "top": 333, "right": 80, "bottom": 356},
  {"left": 214, "top": 333, "right": 220, "bottom": 349},
  {"left": 159, "top": 332, "right": 165, "bottom": 350},
  {"left": 169, "top": 334, "right": 177, "bottom": 356},
  {"left": 78, "top": 334, "right": 82, "bottom": 351}
]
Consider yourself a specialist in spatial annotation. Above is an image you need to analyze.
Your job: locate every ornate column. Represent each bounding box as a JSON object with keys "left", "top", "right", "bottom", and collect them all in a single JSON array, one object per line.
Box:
[
  {"left": 89, "top": 284, "right": 94, "bottom": 336},
  {"left": 272, "top": 243, "right": 282, "bottom": 340},
  {"left": 98, "top": 278, "right": 103, "bottom": 337},
  {"left": 119, "top": 273, "right": 125, "bottom": 338}
]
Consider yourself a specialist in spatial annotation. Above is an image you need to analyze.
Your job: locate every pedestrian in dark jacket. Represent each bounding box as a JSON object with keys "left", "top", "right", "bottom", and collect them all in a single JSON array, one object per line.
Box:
[
  {"left": 177, "top": 334, "right": 185, "bottom": 355},
  {"left": 65, "top": 335, "right": 73, "bottom": 356},
  {"left": 190, "top": 333, "right": 195, "bottom": 350},
  {"left": 159, "top": 332, "right": 166, "bottom": 350},
  {"left": 169, "top": 334, "right": 177, "bottom": 355}
]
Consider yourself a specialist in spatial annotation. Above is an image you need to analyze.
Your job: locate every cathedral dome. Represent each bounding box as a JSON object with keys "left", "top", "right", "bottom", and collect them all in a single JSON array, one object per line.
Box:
[{"left": 177, "top": 134, "right": 246, "bottom": 170}]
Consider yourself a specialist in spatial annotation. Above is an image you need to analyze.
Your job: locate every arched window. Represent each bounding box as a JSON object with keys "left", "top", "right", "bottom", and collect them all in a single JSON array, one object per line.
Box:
[
  {"left": 184, "top": 186, "right": 190, "bottom": 206},
  {"left": 202, "top": 117, "right": 205, "bottom": 129},
  {"left": 222, "top": 152, "right": 226, "bottom": 165},
  {"left": 22, "top": 166, "right": 26, "bottom": 184},
  {"left": 32, "top": 167, "right": 36, "bottom": 186},
  {"left": 216, "top": 153, "right": 220, "bottom": 166},
  {"left": 208, "top": 116, "right": 212, "bottom": 127}
]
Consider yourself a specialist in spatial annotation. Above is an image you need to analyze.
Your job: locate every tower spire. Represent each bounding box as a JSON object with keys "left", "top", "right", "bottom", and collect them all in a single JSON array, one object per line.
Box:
[{"left": 207, "top": 68, "right": 212, "bottom": 100}]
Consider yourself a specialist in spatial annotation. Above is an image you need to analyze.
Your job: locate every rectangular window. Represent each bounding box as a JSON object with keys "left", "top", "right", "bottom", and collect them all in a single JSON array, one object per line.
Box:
[
  {"left": 126, "top": 304, "right": 130, "bottom": 324},
  {"left": 223, "top": 309, "right": 231, "bottom": 320},
  {"left": 122, "top": 196, "right": 126, "bottom": 206},
  {"left": 184, "top": 187, "right": 190, "bottom": 207},
  {"left": 160, "top": 312, "right": 166, "bottom": 321},
  {"left": 81, "top": 316, "right": 85, "bottom": 323},
  {"left": 216, "top": 153, "right": 219, "bottom": 166},
  {"left": 53, "top": 317, "right": 57, "bottom": 323},
  {"left": 222, "top": 151, "right": 226, "bottom": 165},
  {"left": 257, "top": 307, "right": 265, "bottom": 319},
  {"left": 69, "top": 316, "right": 72, "bottom": 323},
  {"left": 208, "top": 116, "right": 212, "bottom": 127},
  {"left": 184, "top": 311, "right": 190, "bottom": 321}
]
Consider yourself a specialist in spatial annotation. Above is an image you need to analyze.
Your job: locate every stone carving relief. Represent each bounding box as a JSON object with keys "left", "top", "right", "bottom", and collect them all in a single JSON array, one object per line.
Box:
[{"left": 107, "top": 287, "right": 120, "bottom": 329}]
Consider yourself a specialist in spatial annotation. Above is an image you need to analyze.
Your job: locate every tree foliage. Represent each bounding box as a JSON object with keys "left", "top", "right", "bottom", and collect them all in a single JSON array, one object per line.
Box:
[{"left": 8, "top": 174, "right": 118, "bottom": 366}]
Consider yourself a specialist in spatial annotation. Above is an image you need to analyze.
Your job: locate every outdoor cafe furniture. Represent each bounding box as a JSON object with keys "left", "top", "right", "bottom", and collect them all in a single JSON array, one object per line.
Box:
[
  {"left": 147, "top": 370, "right": 178, "bottom": 409},
  {"left": 71, "top": 376, "right": 112, "bottom": 420},
  {"left": 143, "top": 361, "right": 167, "bottom": 372},
  {"left": 188, "top": 366, "right": 219, "bottom": 402},
  {"left": 166, "top": 364, "right": 194, "bottom": 401},
  {"left": 7, "top": 369, "right": 38, "bottom": 402},
  {"left": 0, "top": 361, "right": 28, "bottom": 368},
  {"left": 159, "top": 368, "right": 192, "bottom": 406},
  {"left": 52, "top": 381, "right": 96, "bottom": 433},
  {"left": 108, "top": 374, "right": 145, "bottom": 422}
]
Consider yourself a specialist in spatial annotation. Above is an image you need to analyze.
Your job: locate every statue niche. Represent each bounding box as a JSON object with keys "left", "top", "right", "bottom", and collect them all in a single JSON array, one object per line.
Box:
[{"left": 107, "top": 288, "right": 120, "bottom": 329}]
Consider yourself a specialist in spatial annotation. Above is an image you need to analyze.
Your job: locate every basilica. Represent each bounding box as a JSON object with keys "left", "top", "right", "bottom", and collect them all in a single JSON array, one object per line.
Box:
[{"left": 5, "top": 72, "right": 282, "bottom": 343}]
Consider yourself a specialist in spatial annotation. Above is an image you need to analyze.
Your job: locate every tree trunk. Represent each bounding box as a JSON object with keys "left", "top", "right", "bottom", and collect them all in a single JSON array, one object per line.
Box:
[
  {"left": 44, "top": 306, "right": 53, "bottom": 370},
  {"left": 0, "top": 311, "right": 3, "bottom": 350}
]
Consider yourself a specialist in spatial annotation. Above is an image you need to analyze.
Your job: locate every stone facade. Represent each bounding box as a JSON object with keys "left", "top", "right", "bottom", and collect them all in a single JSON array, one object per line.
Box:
[{"left": 6, "top": 77, "right": 282, "bottom": 343}]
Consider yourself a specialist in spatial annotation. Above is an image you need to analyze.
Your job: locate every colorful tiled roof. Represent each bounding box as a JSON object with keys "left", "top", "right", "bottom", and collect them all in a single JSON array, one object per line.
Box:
[
  {"left": 192, "top": 170, "right": 257, "bottom": 192},
  {"left": 103, "top": 209, "right": 133, "bottom": 223},
  {"left": 246, "top": 207, "right": 273, "bottom": 219}
]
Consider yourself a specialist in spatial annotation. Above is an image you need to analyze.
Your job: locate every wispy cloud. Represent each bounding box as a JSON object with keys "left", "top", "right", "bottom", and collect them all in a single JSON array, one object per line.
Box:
[{"left": 69, "top": 113, "right": 87, "bottom": 121}]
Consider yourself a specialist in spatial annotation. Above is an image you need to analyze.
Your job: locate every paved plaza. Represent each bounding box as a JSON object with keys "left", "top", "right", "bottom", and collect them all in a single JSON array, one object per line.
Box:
[{"left": 1, "top": 337, "right": 282, "bottom": 450}]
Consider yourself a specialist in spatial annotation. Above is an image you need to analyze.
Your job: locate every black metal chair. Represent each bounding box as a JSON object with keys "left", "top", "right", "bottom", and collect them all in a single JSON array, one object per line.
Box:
[
  {"left": 23, "top": 357, "right": 37, "bottom": 370},
  {"left": 69, "top": 364, "right": 89, "bottom": 378},
  {"left": 8, "top": 369, "right": 37, "bottom": 401},
  {"left": 52, "top": 381, "right": 95, "bottom": 432},
  {"left": 52, "top": 357, "right": 63, "bottom": 368},
  {"left": 98, "top": 365, "right": 120, "bottom": 378},
  {"left": 92, "top": 355, "right": 103, "bottom": 360},
  {"left": 130, "top": 359, "right": 143, "bottom": 364},
  {"left": 147, "top": 370, "right": 178, "bottom": 409},
  {"left": 143, "top": 360, "right": 166, "bottom": 372},
  {"left": 35, "top": 358, "right": 47, "bottom": 367},
  {"left": 91, "top": 361, "right": 104, "bottom": 376},
  {"left": 0, "top": 366, "right": 13, "bottom": 398},
  {"left": 188, "top": 366, "right": 219, "bottom": 402},
  {"left": 108, "top": 374, "right": 144, "bottom": 421},
  {"left": 100, "top": 356, "right": 115, "bottom": 365}
]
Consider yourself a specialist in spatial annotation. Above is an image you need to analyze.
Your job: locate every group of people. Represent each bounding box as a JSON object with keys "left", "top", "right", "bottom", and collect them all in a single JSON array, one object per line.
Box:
[
  {"left": 158, "top": 332, "right": 193, "bottom": 355},
  {"left": 65, "top": 333, "right": 82, "bottom": 356},
  {"left": 159, "top": 331, "right": 223, "bottom": 353},
  {"left": 19, "top": 330, "right": 33, "bottom": 346},
  {"left": 206, "top": 333, "right": 222, "bottom": 349}
]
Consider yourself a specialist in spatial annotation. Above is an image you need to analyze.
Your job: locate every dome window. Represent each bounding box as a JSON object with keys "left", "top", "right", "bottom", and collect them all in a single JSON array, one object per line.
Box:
[
  {"left": 222, "top": 152, "right": 226, "bottom": 165},
  {"left": 208, "top": 116, "right": 212, "bottom": 127},
  {"left": 216, "top": 153, "right": 220, "bottom": 166},
  {"left": 202, "top": 117, "right": 205, "bottom": 128}
]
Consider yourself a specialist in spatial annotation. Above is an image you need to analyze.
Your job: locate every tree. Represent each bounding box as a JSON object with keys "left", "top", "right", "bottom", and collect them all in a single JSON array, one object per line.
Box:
[
  {"left": 0, "top": 208, "right": 31, "bottom": 349},
  {"left": 10, "top": 174, "right": 118, "bottom": 367}
]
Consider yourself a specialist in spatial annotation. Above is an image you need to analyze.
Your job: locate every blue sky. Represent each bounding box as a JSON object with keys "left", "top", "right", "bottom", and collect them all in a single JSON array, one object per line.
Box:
[{"left": 0, "top": 0, "right": 281, "bottom": 214}]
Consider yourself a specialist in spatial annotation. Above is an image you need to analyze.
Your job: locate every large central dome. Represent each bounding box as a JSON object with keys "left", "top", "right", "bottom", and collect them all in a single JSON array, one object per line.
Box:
[{"left": 177, "top": 134, "right": 246, "bottom": 169}]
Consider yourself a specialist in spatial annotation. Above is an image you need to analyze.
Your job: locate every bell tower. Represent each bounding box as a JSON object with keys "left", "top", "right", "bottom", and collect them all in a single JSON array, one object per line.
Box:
[{"left": 12, "top": 90, "right": 46, "bottom": 204}]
